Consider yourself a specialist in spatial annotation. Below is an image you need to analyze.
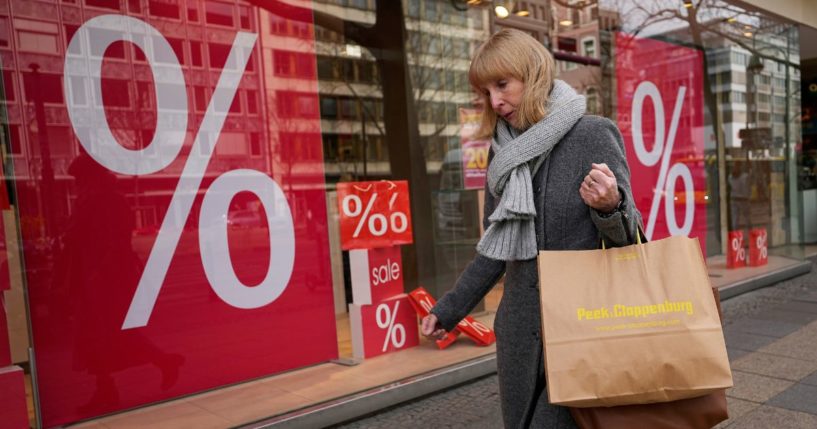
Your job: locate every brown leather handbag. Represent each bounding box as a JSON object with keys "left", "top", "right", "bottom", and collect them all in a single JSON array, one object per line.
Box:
[{"left": 569, "top": 287, "right": 729, "bottom": 429}]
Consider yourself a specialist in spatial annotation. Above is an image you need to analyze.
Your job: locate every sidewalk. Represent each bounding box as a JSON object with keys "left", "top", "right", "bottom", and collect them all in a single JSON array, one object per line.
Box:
[{"left": 715, "top": 259, "right": 817, "bottom": 428}]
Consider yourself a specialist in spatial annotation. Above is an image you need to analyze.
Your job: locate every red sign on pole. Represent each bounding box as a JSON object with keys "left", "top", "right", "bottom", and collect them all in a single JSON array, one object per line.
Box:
[
  {"left": 616, "top": 33, "right": 706, "bottom": 253},
  {"left": 337, "top": 181, "right": 413, "bottom": 250},
  {"left": 349, "top": 294, "right": 420, "bottom": 359}
]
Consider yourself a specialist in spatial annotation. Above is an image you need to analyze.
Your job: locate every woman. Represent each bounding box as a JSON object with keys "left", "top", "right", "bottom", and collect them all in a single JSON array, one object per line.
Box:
[{"left": 421, "top": 29, "right": 642, "bottom": 428}]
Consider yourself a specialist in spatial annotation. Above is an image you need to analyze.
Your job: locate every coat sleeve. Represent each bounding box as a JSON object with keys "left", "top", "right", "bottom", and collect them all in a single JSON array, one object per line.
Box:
[
  {"left": 586, "top": 118, "right": 644, "bottom": 247},
  {"left": 431, "top": 179, "right": 506, "bottom": 332}
]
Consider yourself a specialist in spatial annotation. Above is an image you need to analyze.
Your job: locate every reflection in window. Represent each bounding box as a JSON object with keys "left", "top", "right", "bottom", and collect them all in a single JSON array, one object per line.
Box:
[
  {"left": 205, "top": 1, "right": 235, "bottom": 27},
  {"left": 0, "top": 17, "right": 9, "bottom": 47},
  {"left": 85, "top": 0, "right": 120, "bottom": 11},
  {"left": 149, "top": 0, "right": 181, "bottom": 20},
  {"left": 23, "top": 72, "right": 64, "bottom": 104}
]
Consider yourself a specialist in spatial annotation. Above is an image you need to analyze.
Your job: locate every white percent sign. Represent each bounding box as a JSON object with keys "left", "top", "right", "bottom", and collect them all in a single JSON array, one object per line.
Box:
[
  {"left": 376, "top": 301, "right": 406, "bottom": 352},
  {"left": 731, "top": 236, "right": 746, "bottom": 262},
  {"left": 631, "top": 81, "right": 695, "bottom": 240},
  {"left": 64, "top": 15, "right": 295, "bottom": 329},
  {"left": 458, "top": 318, "right": 491, "bottom": 337},
  {"left": 757, "top": 233, "right": 768, "bottom": 259},
  {"left": 341, "top": 191, "right": 409, "bottom": 238}
]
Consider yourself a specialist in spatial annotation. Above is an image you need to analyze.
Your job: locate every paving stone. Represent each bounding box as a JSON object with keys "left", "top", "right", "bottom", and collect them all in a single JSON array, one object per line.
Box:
[
  {"left": 732, "top": 352, "right": 817, "bottom": 382},
  {"left": 767, "top": 383, "right": 817, "bottom": 415},
  {"left": 728, "top": 347, "right": 752, "bottom": 362},
  {"left": 802, "top": 371, "right": 817, "bottom": 386},
  {"left": 728, "top": 405, "right": 817, "bottom": 429},
  {"left": 758, "top": 321, "right": 817, "bottom": 361},
  {"left": 724, "top": 331, "right": 777, "bottom": 353},
  {"left": 726, "top": 370, "right": 793, "bottom": 403},
  {"left": 725, "top": 319, "right": 801, "bottom": 338},
  {"left": 776, "top": 300, "right": 817, "bottom": 315},
  {"left": 794, "top": 293, "right": 817, "bottom": 304},
  {"left": 714, "top": 397, "right": 761, "bottom": 428},
  {"left": 756, "top": 309, "right": 817, "bottom": 325}
]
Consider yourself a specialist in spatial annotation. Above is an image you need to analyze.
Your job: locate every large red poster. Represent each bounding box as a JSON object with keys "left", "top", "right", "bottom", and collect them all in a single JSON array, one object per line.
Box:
[
  {"left": 7, "top": 2, "right": 336, "bottom": 426},
  {"left": 616, "top": 33, "right": 706, "bottom": 250}
]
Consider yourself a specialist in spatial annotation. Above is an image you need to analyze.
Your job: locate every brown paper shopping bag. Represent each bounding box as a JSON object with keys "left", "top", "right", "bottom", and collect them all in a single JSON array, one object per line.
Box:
[{"left": 537, "top": 235, "right": 732, "bottom": 408}]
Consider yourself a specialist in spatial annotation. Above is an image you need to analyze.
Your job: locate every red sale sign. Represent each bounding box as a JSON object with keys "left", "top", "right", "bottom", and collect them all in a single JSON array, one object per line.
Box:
[
  {"left": 350, "top": 246, "right": 404, "bottom": 305},
  {"left": 407, "top": 287, "right": 460, "bottom": 349},
  {"left": 616, "top": 33, "right": 706, "bottom": 251},
  {"left": 408, "top": 287, "right": 495, "bottom": 347},
  {"left": 460, "top": 108, "right": 490, "bottom": 190},
  {"left": 749, "top": 228, "right": 769, "bottom": 267},
  {"left": 727, "top": 230, "right": 747, "bottom": 269},
  {"left": 11, "top": 4, "right": 337, "bottom": 426},
  {"left": 349, "top": 294, "right": 420, "bottom": 359},
  {"left": 337, "top": 181, "right": 413, "bottom": 250}
]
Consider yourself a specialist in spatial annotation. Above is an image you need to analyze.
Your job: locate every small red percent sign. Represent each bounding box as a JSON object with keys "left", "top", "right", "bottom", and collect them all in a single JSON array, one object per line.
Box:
[{"left": 337, "top": 180, "right": 413, "bottom": 250}]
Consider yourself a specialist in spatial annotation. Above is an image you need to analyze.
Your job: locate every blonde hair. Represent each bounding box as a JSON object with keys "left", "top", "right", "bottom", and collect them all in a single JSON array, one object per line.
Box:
[{"left": 469, "top": 29, "right": 556, "bottom": 139}]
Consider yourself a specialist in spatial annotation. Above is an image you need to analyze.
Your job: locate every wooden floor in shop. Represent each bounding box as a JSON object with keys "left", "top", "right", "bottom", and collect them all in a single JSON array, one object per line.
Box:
[{"left": 21, "top": 250, "right": 815, "bottom": 428}]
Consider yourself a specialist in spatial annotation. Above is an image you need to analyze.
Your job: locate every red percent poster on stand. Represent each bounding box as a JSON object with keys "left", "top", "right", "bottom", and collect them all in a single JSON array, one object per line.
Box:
[
  {"left": 13, "top": 5, "right": 337, "bottom": 426},
  {"left": 616, "top": 33, "right": 706, "bottom": 252},
  {"left": 337, "top": 181, "right": 413, "bottom": 250}
]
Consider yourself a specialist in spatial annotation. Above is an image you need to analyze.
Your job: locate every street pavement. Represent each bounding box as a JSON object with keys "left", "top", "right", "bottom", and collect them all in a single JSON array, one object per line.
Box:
[{"left": 334, "top": 256, "right": 817, "bottom": 428}]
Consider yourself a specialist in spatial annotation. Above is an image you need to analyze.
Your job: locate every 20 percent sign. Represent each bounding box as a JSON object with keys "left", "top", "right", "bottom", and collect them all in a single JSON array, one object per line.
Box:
[
  {"left": 376, "top": 301, "right": 406, "bottom": 352},
  {"left": 631, "top": 81, "right": 695, "bottom": 240},
  {"left": 64, "top": 15, "right": 294, "bottom": 329}
]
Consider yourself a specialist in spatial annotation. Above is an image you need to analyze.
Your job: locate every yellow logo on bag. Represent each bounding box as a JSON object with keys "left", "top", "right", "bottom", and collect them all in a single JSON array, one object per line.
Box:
[
  {"left": 576, "top": 300, "right": 694, "bottom": 321},
  {"left": 615, "top": 252, "right": 638, "bottom": 261}
]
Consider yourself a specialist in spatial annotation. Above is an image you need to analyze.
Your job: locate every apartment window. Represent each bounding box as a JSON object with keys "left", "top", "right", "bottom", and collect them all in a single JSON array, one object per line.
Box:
[
  {"left": 100, "top": 79, "right": 131, "bottom": 108},
  {"left": 149, "top": 0, "right": 180, "bottom": 20},
  {"left": 2, "top": 71, "right": 16, "bottom": 102},
  {"left": 558, "top": 37, "right": 577, "bottom": 53},
  {"left": 239, "top": 6, "right": 252, "bottom": 30},
  {"left": 205, "top": 1, "right": 234, "bottom": 27},
  {"left": 0, "top": 17, "right": 9, "bottom": 48},
  {"left": 136, "top": 81, "right": 153, "bottom": 109},
  {"left": 246, "top": 90, "right": 258, "bottom": 115},
  {"left": 249, "top": 132, "right": 262, "bottom": 156},
  {"left": 128, "top": 0, "right": 141, "bottom": 13},
  {"left": 189, "top": 42, "right": 203, "bottom": 67},
  {"left": 320, "top": 96, "right": 338, "bottom": 119},
  {"left": 18, "top": 30, "right": 59, "bottom": 55},
  {"left": 194, "top": 86, "right": 208, "bottom": 112},
  {"left": 209, "top": 43, "right": 231, "bottom": 68},
  {"left": 85, "top": 0, "right": 120, "bottom": 11},
  {"left": 6, "top": 125, "right": 21, "bottom": 154},
  {"left": 582, "top": 37, "right": 596, "bottom": 58},
  {"left": 23, "top": 72, "right": 64, "bottom": 104},
  {"left": 188, "top": 3, "right": 199, "bottom": 22}
]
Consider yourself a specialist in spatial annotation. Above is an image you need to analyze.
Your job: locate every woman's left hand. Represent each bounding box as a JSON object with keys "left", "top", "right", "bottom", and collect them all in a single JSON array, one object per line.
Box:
[{"left": 580, "top": 163, "right": 621, "bottom": 213}]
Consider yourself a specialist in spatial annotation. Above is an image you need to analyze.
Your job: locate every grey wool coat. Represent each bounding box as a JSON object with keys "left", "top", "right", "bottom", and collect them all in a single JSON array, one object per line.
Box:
[{"left": 432, "top": 116, "right": 642, "bottom": 429}]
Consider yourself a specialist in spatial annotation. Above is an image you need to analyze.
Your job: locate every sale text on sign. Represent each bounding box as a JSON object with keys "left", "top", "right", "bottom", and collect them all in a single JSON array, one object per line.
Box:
[
  {"left": 615, "top": 33, "right": 706, "bottom": 250},
  {"left": 337, "top": 180, "right": 413, "bottom": 250}
]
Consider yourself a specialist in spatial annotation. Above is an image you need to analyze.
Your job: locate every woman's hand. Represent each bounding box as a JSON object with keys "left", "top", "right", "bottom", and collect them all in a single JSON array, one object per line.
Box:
[
  {"left": 580, "top": 163, "right": 621, "bottom": 213},
  {"left": 421, "top": 314, "right": 448, "bottom": 340}
]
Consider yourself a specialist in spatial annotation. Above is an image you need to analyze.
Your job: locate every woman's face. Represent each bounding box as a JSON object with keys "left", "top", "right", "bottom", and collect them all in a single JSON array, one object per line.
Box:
[{"left": 482, "top": 77, "right": 525, "bottom": 127}]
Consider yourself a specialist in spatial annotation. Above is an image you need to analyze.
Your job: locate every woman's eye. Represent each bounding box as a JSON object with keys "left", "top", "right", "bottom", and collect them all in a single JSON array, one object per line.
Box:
[{"left": 497, "top": 80, "right": 507, "bottom": 88}]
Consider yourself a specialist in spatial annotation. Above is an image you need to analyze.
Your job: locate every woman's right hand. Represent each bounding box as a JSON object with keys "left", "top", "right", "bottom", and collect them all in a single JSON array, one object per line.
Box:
[{"left": 421, "top": 314, "right": 448, "bottom": 340}]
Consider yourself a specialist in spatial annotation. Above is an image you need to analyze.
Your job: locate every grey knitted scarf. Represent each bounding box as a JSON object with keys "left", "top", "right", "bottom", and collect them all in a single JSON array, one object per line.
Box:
[{"left": 476, "top": 80, "right": 586, "bottom": 261}]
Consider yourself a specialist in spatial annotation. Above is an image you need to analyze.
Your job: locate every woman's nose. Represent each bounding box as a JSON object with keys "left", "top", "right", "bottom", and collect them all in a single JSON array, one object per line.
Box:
[{"left": 490, "top": 94, "right": 503, "bottom": 110}]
